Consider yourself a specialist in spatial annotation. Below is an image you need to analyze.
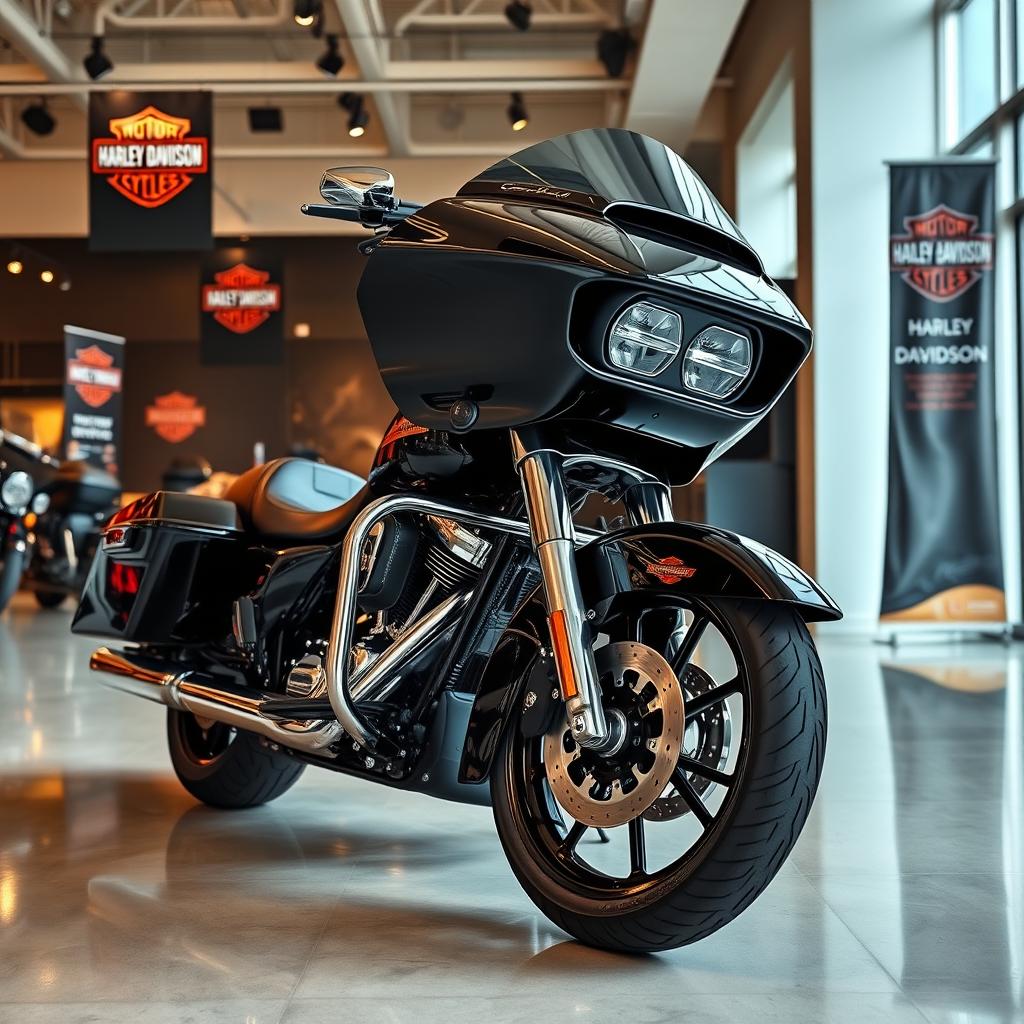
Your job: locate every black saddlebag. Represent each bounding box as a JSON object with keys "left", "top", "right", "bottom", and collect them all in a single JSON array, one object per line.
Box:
[{"left": 71, "top": 491, "right": 257, "bottom": 644}]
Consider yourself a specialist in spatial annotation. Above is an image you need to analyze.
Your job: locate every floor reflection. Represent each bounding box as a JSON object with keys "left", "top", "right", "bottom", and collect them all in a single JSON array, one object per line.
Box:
[{"left": 1, "top": 593, "right": 1024, "bottom": 1021}]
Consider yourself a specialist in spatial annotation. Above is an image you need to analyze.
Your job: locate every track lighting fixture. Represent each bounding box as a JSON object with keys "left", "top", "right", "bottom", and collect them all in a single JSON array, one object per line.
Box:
[
  {"left": 339, "top": 93, "right": 369, "bottom": 137},
  {"left": 597, "top": 27, "right": 632, "bottom": 78},
  {"left": 6, "top": 259, "right": 23, "bottom": 275},
  {"left": 21, "top": 101, "right": 55, "bottom": 137},
  {"left": 292, "top": 0, "right": 319, "bottom": 27},
  {"left": 507, "top": 92, "right": 528, "bottom": 132},
  {"left": 40, "top": 270, "right": 54, "bottom": 284},
  {"left": 317, "top": 34, "right": 344, "bottom": 77},
  {"left": 83, "top": 36, "right": 113, "bottom": 80},
  {"left": 505, "top": 1, "right": 531, "bottom": 30}
]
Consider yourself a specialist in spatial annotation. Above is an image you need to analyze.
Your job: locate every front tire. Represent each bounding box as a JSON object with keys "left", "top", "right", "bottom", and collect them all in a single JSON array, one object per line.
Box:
[
  {"left": 167, "top": 709, "right": 305, "bottom": 809},
  {"left": 34, "top": 589, "right": 67, "bottom": 609},
  {"left": 0, "top": 544, "right": 26, "bottom": 614},
  {"left": 492, "top": 599, "right": 826, "bottom": 953}
]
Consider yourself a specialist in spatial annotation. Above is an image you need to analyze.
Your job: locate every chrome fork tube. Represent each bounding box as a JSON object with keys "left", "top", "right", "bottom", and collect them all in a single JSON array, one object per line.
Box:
[
  {"left": 512, "top": 437, "right": 608, "bottom": 749},
  {"left": 622, "top": 481, "right": 674, "bottom": 526}
]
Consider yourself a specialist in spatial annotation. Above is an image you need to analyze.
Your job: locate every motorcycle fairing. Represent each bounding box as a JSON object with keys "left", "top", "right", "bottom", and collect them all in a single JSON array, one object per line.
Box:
[{"left": 458, "top": 522, "right": 840, "bottom": 785}]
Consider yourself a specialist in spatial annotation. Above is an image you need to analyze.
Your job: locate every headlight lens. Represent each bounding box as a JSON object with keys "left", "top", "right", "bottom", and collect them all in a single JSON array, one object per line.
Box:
[
  {"left": 1, "top": 471, "right": 33, "bottom": 513},
  {"left": 607, "top": 301, "right": 682, "bottom": 377},
  {"left": 682, "top": 326, "right": 752, "bottom": 399}
]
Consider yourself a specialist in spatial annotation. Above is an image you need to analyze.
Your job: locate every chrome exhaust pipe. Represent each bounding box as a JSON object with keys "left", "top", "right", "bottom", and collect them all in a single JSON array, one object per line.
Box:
[{"left": 89, "top": 647, "right": 342, "bottom": 754}]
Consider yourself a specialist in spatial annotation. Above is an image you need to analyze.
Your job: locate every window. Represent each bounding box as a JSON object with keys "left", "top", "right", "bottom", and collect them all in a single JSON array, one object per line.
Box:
[{"left": 957, "top": 0, "right": 1000, "bottom": 136}]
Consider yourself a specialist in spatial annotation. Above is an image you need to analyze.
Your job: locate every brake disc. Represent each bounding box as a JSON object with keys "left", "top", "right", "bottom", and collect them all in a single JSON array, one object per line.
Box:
[
  {"left": 543, "top": 642, "right": 685, "bottom": 828},
  {"left": 644, "top": 662, "right": 731, "bottom": 823}
]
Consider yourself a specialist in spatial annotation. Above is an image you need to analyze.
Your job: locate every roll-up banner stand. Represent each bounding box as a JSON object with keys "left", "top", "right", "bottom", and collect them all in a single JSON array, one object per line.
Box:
[
  {"left": 881, "top": 160, "right": 1004, "bottom": 630},
  {"left": 61, "top": 325, "right": 126, "bottom": 478}
]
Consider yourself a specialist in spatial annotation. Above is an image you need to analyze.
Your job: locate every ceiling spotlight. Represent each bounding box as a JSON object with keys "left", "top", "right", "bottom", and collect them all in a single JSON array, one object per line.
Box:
[
  {"left": 505, "top": 1, "right": 531, "bottom": 30},
  {"left": 83, "top": 36, "right": 113, "bottom": 80},
  {"left": 248, "top": 107, "right": 283, "bottom": 132},
  {"left": 40, "top": 269, "right": 54, "bottom": 284},
  {"left": 597, "top": 28, "right": 632, "bottom": 78},
  {"left": 317, "top": 34, "right": 344, "bottom": 77},
  {"left": 507, "top": 92, "right": 528, "bottom": 132},
  {"left": 21, "top": 101, "right": 55, "bottom": 137},
  {"left": 292, "top": 0, "right": 319, "bottom": 26},
  {"left": 340, "top": 93, "right": 369, "bottom": 137},
  {"left": 6, "top": 259, "right": 23, "bottom": 275},
  {"left": 59, "top": 279, "right": 72, "bottom": 292}
]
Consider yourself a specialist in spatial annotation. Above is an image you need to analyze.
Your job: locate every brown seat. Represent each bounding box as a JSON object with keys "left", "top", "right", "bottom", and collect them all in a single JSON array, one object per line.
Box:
[{"left": 225, "top": 457, "right": 369, "bottom": 541}]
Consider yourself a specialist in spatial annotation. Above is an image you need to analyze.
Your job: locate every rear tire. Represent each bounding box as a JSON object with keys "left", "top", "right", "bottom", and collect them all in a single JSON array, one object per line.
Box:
[
  {"left": 34, "top": 589, "right": 67, "bottom": 609},
  {"left": 492, "top": 599, "right": 826, "bottom": 953},
  {"left": 167, "top": 709, "right": 305, "bottom": 809}
]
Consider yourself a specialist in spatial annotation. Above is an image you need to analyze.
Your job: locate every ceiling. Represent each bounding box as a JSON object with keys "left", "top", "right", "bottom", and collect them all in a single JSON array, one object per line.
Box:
[{"left": 0, "top": 0, "right": 743, "bottom": 161}]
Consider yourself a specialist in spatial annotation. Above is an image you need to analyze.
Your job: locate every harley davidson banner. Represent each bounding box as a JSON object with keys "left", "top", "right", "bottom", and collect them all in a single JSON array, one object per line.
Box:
[
  {"left": 881, "top": 161, "right": 1003, "bottom": 622},
  {"left": 61, "top": 325, "right": 125, "bottom": 477},
  {"left": 200, "top": 247, "right": 284, "bottom": 365},
  {"left": 89, "top": 91, "right": 212, "bottom": 252}
]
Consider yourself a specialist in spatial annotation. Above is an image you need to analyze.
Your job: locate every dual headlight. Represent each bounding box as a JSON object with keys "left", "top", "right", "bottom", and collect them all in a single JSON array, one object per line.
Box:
[
  {"left": 1, "top": 471, "right": 33, "bottom": 513},
  {"left": 607, "top": 300, "right": 752, "bottom": 400}
]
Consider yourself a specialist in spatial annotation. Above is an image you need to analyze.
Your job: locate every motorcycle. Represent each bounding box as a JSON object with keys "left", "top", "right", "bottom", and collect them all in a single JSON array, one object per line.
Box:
[
  {"left": 74, "top": 128, "right": 840, "bottom": 953},
  {"left": 24, "top": 458, "right": 121, "bottom": 609},
  {"left": 0, "top": 429, "right": 49, "bottom": 613}
]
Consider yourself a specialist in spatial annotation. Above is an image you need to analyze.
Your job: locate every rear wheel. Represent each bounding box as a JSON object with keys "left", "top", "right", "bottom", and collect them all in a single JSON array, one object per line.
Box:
[
  {"left": 33, "top": 589, "right": 67, "bottom": 609},
  {"left": 167, "top": 709, "right": 305, "bottom": 809},
  {"left": 491, "top": 597, "right": 826, "bottom": 953}
]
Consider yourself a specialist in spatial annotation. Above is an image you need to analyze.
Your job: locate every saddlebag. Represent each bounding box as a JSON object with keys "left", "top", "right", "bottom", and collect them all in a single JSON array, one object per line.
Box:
[{"left": 71, "top": 491, "right": 255, "bottom": 644}]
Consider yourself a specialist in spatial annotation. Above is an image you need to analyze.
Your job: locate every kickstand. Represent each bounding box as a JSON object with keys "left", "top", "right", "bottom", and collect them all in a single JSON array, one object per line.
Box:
[{"left": 595, "top": 828, "right": 611, "bottom": 844}]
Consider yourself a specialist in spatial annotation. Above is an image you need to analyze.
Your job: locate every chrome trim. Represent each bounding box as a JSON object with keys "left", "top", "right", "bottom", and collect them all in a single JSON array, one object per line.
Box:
[
  {"left": 513, "top": 440, "right": 608, "bottom": 749},
  {"left": 326, "top": 493, "right": 543, "bottom": 749},
  {"left": 622, "top": 481, "right": 675, "bottom": 526},
  {"left": 90, "top": 646, "right": 342, "bottom": 754},
  {"left": 349, "top": 588, "right": 472, "bottom": 703}
]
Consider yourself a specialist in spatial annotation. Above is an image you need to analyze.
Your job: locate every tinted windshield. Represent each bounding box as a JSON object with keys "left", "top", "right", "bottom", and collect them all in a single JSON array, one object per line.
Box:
[{"left": 458, "top": 127, "right": 746, "bottom": 243}]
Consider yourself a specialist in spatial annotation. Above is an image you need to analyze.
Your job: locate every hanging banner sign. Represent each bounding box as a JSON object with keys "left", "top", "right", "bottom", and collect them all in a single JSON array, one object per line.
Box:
[
  {"left": 200, "top": 247, "right": 284, "bottom": 365},
  {"left": 61, "top": 325, "right": 126, "bottom": 477},
  {"left": 89, "top": 91, "right": 212, "bottom": 252},
  {"left": 881, "top": 161, "right": 1003, "bottom": 623}
]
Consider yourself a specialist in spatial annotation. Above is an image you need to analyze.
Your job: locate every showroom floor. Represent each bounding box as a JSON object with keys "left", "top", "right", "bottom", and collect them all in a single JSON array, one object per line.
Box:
[{"left": 0, "top": 593, "right": 1021, "bottom": 1024}]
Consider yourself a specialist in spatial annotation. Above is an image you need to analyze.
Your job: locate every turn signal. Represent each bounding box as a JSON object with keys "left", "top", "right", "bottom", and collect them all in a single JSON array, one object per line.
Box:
[{"left": 547, "top": 609, "right": 578, "bottom": 700}]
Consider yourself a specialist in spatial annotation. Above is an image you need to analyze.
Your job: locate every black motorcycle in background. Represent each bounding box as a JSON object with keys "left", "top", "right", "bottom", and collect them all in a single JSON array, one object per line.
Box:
[
  {"left": 24, "top": 459, "right": 121, "bottom": 609},
  {"left": 0, "top": 429, "right": 121, "bottom": 613},
  {"left": 0, "top": 430, "right": 48, "bottom": 613}
]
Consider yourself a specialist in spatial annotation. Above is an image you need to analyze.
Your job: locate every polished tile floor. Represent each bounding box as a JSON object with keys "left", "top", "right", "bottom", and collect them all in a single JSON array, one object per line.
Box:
[{"left": 1, "top": 592, "right": 1022, "bottom": 1023}]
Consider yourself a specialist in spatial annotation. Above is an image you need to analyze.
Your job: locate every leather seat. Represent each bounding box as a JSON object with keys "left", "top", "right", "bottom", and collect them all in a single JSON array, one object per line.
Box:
[{"left": 225, "top": 458, "right": 369, "bottom": 540}]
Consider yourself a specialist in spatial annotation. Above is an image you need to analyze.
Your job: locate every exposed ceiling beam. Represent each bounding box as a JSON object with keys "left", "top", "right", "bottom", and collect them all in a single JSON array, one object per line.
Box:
[
  {"left": 0, "top": 76, "right": 629, "bottom": 95},
  {"left": 625, "top": 0, "right": 744, "bottom": 152},
  {"left": 0, "top": 0, "right": 75, "bottom": 84},
  {"left": 334, "top": 0, "right": 409, "bottom": 156}
]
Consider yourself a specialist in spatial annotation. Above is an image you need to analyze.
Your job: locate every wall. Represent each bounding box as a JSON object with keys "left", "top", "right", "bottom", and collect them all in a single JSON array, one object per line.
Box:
[{"left": 810, "top": 0, "right": 937, "bottom": 631}]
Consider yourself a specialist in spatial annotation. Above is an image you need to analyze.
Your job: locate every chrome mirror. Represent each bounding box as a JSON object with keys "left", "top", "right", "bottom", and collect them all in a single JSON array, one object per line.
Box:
[{"left": 320, "top": 166, "right": 396, "bottom": 210}]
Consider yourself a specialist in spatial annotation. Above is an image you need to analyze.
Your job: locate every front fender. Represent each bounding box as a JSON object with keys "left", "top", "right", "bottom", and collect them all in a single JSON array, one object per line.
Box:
[
  {"left": 458, "top": 521, "right": 840, "bottom": 786},
  {"left": 576, "top": 522, "right": 842, "bottom": 623}
]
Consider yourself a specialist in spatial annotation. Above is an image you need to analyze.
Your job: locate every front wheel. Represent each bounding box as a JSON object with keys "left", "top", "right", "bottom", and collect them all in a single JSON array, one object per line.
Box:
[{"left": 491, "top": 598, "right": 826, "bottom": 953}]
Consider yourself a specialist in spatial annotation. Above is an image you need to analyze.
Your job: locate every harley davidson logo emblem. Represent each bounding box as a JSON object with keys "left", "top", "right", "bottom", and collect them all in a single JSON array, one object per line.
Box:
[
  {"left": 644, "top": 556, "right": 697, "bottom": 584},
  {"left": 67, "top": 345, "right": 122, "bottom": 409},
  {"left": 145, "top": 391, "right": 207, "bottom": 443},
  {"left": 890, "top": 204, "right": 993, "bottom": 302},
  {"left": 91, "top": 105, "right": 209, "bottom": 209},
  {"left": 201, "top": 263, "right": 281, "bottom": 334}
]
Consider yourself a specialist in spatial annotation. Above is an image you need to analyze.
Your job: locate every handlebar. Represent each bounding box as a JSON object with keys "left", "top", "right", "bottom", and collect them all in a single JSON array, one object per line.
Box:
[{"left": 300, "top": 200, "right": 422, "bottom": 228}]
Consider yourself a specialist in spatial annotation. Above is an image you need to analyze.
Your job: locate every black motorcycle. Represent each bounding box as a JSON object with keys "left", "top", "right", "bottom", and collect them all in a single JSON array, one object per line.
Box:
[
  {"left": 25, "top": 459, "right": 121, "bottom": 609},
  {"left": 0, "top": 429, "right": 48, "bottom": 613},
  {"left": 74, "top": 128, "right": 840, "bottom": 953}
]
